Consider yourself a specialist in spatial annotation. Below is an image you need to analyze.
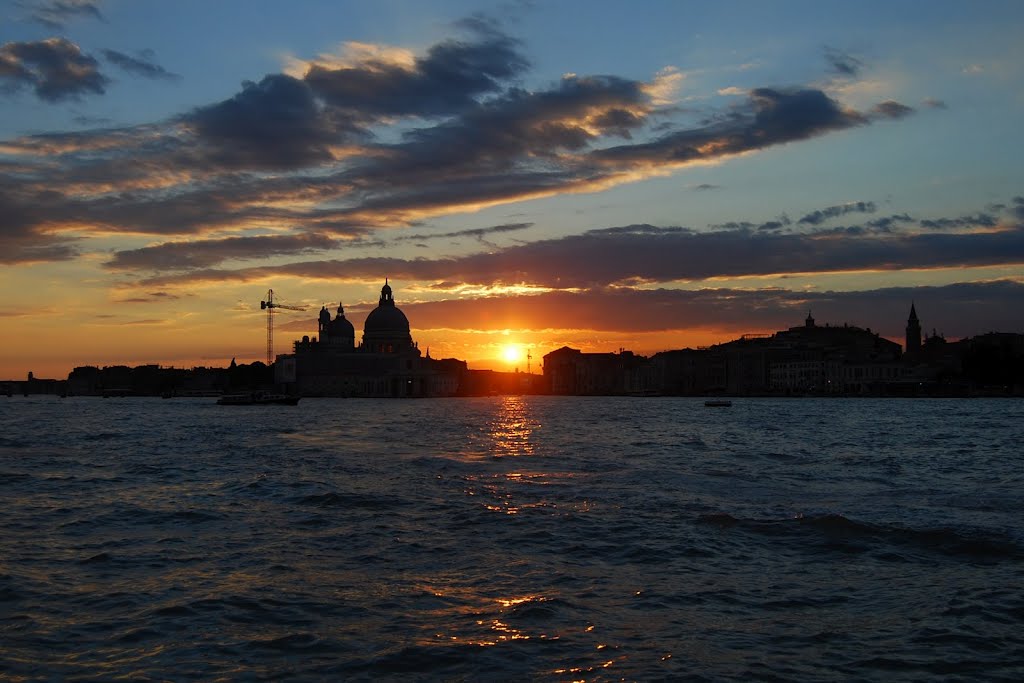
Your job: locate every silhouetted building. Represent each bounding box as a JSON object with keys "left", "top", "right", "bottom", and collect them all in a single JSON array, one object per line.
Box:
[
  {"left": 277, "top": 281, "right": 463, "bottom": 397},
  {"left": 649, "top": 348, "right": 727, "bottom": 395},
  {"left": 906, "top": 303, "right": 922, "bottom": 357},
  {"left": 959, "top": 332, "right": 1024, "bottom": 394},
  {"left": 542, "top": 347, "right": 649, "bottom": 395},
  {"left": 544, "top": 309, "right": 934, "bottom": 396},
  {"left": 767, "top": 315, "right": 903, "bottom": 394}
]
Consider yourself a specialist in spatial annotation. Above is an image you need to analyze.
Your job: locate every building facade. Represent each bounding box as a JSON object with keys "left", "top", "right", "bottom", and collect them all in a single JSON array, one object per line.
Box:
[{"left": 275, "top": 281, "right": 463, "bottom": 397}]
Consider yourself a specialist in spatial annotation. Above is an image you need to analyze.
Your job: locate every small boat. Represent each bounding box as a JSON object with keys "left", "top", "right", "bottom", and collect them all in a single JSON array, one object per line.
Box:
[
  {"left": 704, "top": 399, "right": 732, "bottom": 407},
  {"left": 217, "top": 391, "right": 300, "bottom": 406}
]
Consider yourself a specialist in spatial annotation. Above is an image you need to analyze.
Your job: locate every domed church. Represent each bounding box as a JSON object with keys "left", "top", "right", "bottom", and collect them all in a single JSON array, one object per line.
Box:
[
  {"left": 276, "top": 280, "right": 463, "bottom": 397},
  {"left": 362, "top": 279, "right": 415, "bottom": 354},
  {"left": 318, "top": 302, "right": 355, "bottom": 350}
]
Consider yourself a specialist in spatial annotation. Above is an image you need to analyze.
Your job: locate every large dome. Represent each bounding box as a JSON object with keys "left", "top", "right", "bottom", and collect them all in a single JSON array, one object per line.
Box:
[
  {"left": 362, "top": 280, "right": 413, "bottom": 352},
  {"left": 364, "top": 304, "right": 409, "bottom": 336}
]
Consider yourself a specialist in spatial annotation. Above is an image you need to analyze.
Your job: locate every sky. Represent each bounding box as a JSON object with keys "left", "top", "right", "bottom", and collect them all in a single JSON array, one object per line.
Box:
[{"left": 2, "top": 0, "right": 1023, "bottom": 379}]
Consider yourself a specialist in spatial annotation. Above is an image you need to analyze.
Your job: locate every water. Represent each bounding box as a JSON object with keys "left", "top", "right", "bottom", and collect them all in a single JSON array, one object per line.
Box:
[{"left": 2, "top": 396, "right": 1023, "bottom": 681}]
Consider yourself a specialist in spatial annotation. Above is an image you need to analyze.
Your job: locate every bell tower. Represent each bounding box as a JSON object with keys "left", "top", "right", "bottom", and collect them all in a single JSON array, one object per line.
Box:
[{"left": 905, "top": 303, "right": 921, "bottom": 356}]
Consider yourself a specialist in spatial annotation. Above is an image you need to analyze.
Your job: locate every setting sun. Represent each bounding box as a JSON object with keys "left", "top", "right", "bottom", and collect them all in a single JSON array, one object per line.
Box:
[{"left": 501, "top": 344, "right": 523, "bottom": 365}]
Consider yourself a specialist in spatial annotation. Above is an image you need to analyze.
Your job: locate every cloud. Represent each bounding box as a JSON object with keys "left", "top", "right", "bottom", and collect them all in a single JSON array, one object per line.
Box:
[
  {"left": 359, "top": 73, "right": 653, "bottom": 186},
  {"left": 0, "top": 186, "right": 81, "bottom": 263},
  {"left": 301, "top": 22, "right": 529, "bottom": 118},
  {"left": 865, "top": 213, "right": 913, "bottom": 231},
  {"left": 101, "top": 49, "right": 180, "bottom": 81},
  {"left": 871, "top": 100, "right": 914, "bottom": 120},
  {"left": 707, "top": 220, "right": 787, "bottom": 232},
  {"left": 919, "top": 213, "right": 997, "bottom": 230},
  {"left": 106, "top": 233, "right": 346, "bottom": 270},
  {"left": 184, "top": 74, "right": 346, "bottom": 170},
  {"left": 0, "top": 238, "right": 79, "bottom": 264},
  {"left": 395, "top": 280, "right": 1024, "bottom": 341},
  {"left": 0, "top": 37, "right": 108, "bottom": 101},
  {"left": 1012, "top": 196, "right": 1024, "bottom": 221},
  {"left": 798, "top": 201, "right": 876, "bottom": 225},
  {"left": 0, "top": 25, "right": 918, "bottom": 262},
  {"left": 132, "top": 206, "right": 1024, "bottom": 290},
  {"left": 824, "top": 47, "right": 864, "bottom": 77},
  {"left": 27, "top": 0, "right": 103, "bottom": 29},
  {"left": 394, "top": 222, "right": 533, "bottom": 243},
  {"left": 113, "top": 291, "right": 184, "bottom": 304},
  {"left": 593, "top": 88, "right": 870, "bottom": 168}
]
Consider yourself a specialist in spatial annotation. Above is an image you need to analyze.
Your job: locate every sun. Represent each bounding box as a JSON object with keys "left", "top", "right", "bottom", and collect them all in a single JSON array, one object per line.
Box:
[{"left": 501, "top": 344, "right": 523, "bottom": 365}]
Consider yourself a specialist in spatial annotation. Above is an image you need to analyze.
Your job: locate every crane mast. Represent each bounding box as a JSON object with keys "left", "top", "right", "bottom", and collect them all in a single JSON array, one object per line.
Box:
[{"left": 259, "top": 289, "right": 304, "bottom": 365}]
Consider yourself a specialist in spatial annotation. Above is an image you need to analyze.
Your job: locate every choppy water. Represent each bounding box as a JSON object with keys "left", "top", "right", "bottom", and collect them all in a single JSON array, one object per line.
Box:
[{"left": 2, "top": 396, "right": 1023, "bottom": 681}]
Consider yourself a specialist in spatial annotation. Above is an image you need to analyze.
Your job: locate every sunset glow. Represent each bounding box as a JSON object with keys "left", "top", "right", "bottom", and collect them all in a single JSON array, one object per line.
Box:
[
  {"left": 1, "top": 2, "right": 1022, "bottom": 380},
  {"left": 500, "top": 344, "right": 524, "bottom": 366}
]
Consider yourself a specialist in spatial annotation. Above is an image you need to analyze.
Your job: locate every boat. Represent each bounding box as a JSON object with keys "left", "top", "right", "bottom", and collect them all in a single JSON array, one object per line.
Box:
[
  {"left": 704, "top": 399, "right": 732, "bottom": 407},
  {"left": 216, "top": 391, "right": 300, "bottom": 405}
]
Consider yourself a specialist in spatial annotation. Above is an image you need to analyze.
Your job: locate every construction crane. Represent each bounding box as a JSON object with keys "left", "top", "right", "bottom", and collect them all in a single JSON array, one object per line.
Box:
[{"left": 260, "top": 289, "right": 304, "bottom": 365}]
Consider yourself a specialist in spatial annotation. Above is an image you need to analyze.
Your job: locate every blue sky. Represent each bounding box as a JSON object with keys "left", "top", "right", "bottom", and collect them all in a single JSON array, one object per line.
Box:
[{"left": 1, "top": 0, "right": 1022, "bottom": 376}]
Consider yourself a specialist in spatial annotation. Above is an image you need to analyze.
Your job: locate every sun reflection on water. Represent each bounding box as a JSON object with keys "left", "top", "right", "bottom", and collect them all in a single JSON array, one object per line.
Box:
[
  {"left": 488, "top": 396, "right": 538, "bottom": 458},
  {"left": 418, "top": 589, "right": 566, "bottom": 648},
  {"left": 465, "top": 471, "right": 582, "bottom": 516}
]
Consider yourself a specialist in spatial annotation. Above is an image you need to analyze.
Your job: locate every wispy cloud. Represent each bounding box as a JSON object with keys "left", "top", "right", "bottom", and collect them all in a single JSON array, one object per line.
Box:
[
  {"left": 396, "top": 280, "right": 1024, "bottom": 341},
  {"left": 871, "top": 100, "right": 914, "bottom": 120},
  {"left": 0, "top": 37, "right": 108, "bottom": 101},
  {"left": 394, "top": 222, "right": 533, "bottom": 244},
  {"left": 26, "top": 0, "right": 103, "bottom": 29},
  {"left": 101, "top": 49, "right": 180, "bottom": 81},
  {"left": 106, "top": 233, "right": 347, "bottom": 270},
  {"left": 128, "top": 199, "right": 1024, "bottom": 290},
  {"left": 798, "top": 201, "right": 876, "bottom": 225},
  {"left": 824, "top": 47, "right": 864, "bottom": 78}
]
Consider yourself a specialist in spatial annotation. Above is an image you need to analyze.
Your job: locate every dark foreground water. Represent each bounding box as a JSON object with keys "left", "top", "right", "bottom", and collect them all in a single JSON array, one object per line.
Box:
[{"left": 2, "top": 396, "right": 1023, "bottom": 681}]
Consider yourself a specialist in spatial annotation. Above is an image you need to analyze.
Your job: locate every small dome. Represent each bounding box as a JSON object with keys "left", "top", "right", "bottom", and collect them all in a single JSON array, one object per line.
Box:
[{"left": 329, "top": 315, "right": 355, "bottom": 338}]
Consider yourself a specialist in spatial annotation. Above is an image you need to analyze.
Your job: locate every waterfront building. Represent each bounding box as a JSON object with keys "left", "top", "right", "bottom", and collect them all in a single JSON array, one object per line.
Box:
[
  {"left": 544, "top": 309, "right": 915, "bottom": 396},
  {"left": 765, "top": 315, "right": 903, "bottom": 394},
  {"left": 542, "top": 347, "right": 649, "bottom": 395},
  {"left": 276, "top": 281, "right": 464, "bottom": 397}
]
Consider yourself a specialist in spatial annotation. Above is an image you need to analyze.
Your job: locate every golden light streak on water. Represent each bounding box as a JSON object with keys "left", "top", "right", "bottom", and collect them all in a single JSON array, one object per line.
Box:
[{"left": 487, "top": 396, "right": 537, "bottom": 458}]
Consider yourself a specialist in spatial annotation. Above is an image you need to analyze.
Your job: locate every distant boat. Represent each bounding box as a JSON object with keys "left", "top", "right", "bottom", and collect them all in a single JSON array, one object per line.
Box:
[
  {"left": 217, "top": 391, "right": 300, "bottom": 406},
  {"left": 704, "top": 399, "right": 732, "bottom": 407}
]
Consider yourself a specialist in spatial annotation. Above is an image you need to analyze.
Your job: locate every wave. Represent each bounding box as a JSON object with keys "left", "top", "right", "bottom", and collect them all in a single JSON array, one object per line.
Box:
[
  {"left": 293, "top": 491, "right": 406, "bottom": 510},
  {"left": 247, "top": 632, "right": 336, "bottom": 654},
  {"left": 78, "top": 552, "right": 113, "bottom": 564},
  {"left": 340, "top": 643, "right": 481, "bottom": 676},
  {"left": 696, "top": 512, "right": 1023, "bottom": 561},
  {"left": 0, "top": 471, "right": 32, "bottom": 484},
  {"left": 82, "top": 432, "right": 122, "bottom": 441},
  {"left": 503, "top": 595, "right": 576, "bottom": 622}
]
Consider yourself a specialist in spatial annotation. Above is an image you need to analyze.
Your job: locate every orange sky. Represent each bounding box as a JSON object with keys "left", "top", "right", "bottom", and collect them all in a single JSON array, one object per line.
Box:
[
  {"left": 3, "top": 6, "right": 1023, "bottom": 380},
  {"left": 0, "top": 270, "right": 995, "bottom": 381},
  {"left": 0, "top": 281, "right": 747, "bottom": 380}
]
